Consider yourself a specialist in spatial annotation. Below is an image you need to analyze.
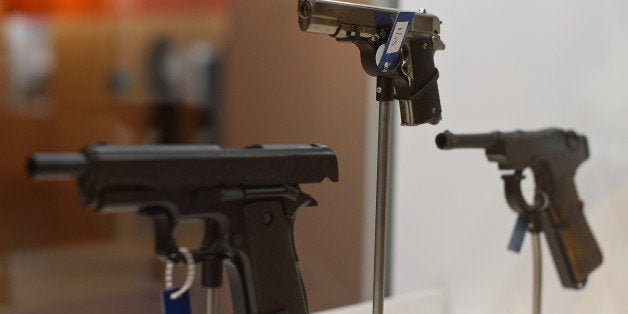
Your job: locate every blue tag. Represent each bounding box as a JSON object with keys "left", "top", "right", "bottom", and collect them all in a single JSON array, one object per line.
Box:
[
  {"left": 507, "top": 214, "right": 528, "bottom": 253},
  {"left": 378, "top": 11, "right": 415, "bottom": 72},
  {"left": 162, "top": 288, "right": 192, "bottom": 314}
]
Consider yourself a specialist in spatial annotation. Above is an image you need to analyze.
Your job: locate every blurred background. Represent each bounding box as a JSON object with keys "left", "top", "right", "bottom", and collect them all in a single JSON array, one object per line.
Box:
[
  {"left": 391, "top": 0, "right": 628, "bottom": 313},
  {"left": 1, "top": 0, "right": 627, "bottom": 313}
]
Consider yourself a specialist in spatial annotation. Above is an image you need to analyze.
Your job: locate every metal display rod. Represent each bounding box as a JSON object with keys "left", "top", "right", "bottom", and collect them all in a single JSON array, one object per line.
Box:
[{"left": 298, "top": 1, "right": 445, "bottom": 312}]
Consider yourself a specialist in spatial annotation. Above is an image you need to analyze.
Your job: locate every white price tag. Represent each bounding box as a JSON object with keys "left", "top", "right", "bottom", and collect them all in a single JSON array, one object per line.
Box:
[{"left": 385, "top": 21, "right": 409, "bottom": 54}]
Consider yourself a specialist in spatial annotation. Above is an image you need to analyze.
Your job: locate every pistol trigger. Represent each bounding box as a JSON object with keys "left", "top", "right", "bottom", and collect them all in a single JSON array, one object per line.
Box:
[
  {"left": 400, "top": 43, "right": 414, "bottom": 87},
  {"left": 153, "top": 214, "right": 183, "bottom": 262},
  {"left": 507, "top": 214, "right": 528, "bottom": 253}
]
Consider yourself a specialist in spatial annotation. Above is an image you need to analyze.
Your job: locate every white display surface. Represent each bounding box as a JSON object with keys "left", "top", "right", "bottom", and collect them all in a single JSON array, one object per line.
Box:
[
  {"left": 393, "top": 0, "right": 628, "bottom": 313},
  {"left": 316, "top": 288, "right": 445, "bottom": 314}
]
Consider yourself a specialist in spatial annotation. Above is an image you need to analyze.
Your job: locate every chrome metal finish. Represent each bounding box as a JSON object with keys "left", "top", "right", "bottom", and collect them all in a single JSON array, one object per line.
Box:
[
  {"left": 299, "top": 0, "right": 445, "bottom": 128},
  {"left": 299, "top": 2, "right": 446, "bottom": 311},
  {"left": 298, "top": 0, "right": 444, "bottom": 45},
  {"left": 400, "top": 43, "right": 414, "bottom": 88},
  {"left": 398, "top": 100, "right": 415, "bottom": 126},
  {"left": 373, "top": 100, "right": 392, "bottom": 314},
  {"left": 398, "top": 42, "right": 418, "bottom": 126},
  {"left": 532, "top": 233, "right": 542, "bottom": 314},
  {"left": 207, "top": 287, "right": 221, "bottom": 314}
]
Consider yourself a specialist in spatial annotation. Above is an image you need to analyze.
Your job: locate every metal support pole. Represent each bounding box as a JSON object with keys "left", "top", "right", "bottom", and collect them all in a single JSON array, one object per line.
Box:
[
  {"left": 202, "top": 259, "right": 223, "bottom": 314},
  {"left": 532, "top": 233, "right": 542, "bottom": 314},
  {"left": 0, "top": 254, "right": 10, "bottom": 305},
  {"left": 372, "top": 76, "right": 394, "bottom": 314},
  {"left": 207, "top": 288, "right": 221, "bottom": 314}
]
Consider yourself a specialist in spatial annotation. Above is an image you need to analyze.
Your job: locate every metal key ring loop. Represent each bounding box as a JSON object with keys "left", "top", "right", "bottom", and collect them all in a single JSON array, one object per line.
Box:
[{"left": 165, "top": 247, "right": 196, "bottom": 300}]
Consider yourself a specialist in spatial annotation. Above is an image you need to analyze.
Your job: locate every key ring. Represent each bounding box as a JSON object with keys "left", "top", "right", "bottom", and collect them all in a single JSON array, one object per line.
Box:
[{"left": 165, "top": 247, "right": 196, "bottom": 300}]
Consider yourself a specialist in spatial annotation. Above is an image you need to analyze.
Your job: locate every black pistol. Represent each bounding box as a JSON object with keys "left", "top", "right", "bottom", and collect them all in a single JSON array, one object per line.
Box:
[
  {"left": 298, "top": 0, "right": 445, "bottom": 125},
  {"left": 436, "top": 129, "right": 602, "bottom": 289},
  {"left": 28, "top": 144, "right": 339, "bottom": 314}
]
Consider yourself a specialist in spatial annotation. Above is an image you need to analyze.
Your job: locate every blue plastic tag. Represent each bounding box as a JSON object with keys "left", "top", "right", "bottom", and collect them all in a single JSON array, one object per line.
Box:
[
  {"left": 378, "top": 11, "right": 415, "bottom": 72},
  {"left": 507, "top": 214, "right": 528, "bottom": 253},
  {"left": 162, "top": 288, "right": 192, "bottom": 314}
]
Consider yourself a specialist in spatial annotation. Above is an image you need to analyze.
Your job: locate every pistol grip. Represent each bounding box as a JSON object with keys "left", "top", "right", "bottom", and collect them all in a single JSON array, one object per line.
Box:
[
  {"left": 537, "top": 172, "right": 603, "bottom": 289},
  {"left": 228, "top": 200, "right": 308, "bottom": 314},
  {"left": 395, "top": 36, "right": 441, "bottom": 125},
  {"left": 503, "top": 170, "right": 602, "bottom": 288},
  {"left": 541, "top": 200, "right": 603, "bottom": 289}
]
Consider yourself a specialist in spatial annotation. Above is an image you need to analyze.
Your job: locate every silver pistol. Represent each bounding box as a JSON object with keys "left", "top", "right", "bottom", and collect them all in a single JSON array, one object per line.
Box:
[{"left": 298, "top": 0, "right": 445, "bottom": 125}]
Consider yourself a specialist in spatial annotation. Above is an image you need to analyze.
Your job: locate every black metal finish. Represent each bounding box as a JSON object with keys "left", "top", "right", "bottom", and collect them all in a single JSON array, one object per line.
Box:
[
  {"left": 376, "top": 76, "right": 394, "bottom": 101},
  {"left": 27, "top": 144, "right": 339, "bottom": 314},
  {"left": 393, "top": 37, "right": 441, "bottom": 125},
  {"left": 436, "top": 130, "right": 499, "bottom": 149},
  {"left": 502, "top": 171, "right": 545, "bottom": 233},
  {"left": 436, "top": 129, "right": 602, "bottom": 289},
  {"left": 27, "top": 153, "right": 87, "bottom": 179},
  {"left": 201, "top": 219, "right": 224, "bottom": 288}
]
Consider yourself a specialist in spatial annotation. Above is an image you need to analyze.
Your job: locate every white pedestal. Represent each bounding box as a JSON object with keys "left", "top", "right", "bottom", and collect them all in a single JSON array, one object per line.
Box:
[{"left": 316, "top": 288, "right": 446, "bottom": 314}]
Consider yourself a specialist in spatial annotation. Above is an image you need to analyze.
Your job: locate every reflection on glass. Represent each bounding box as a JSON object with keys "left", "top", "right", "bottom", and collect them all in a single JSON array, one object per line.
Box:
[
  {"left": 2, "top": 0, "right": 370, "bottom": 312},
  {"left": 1, "top": 1, "right": 227, "bottom": 313}
]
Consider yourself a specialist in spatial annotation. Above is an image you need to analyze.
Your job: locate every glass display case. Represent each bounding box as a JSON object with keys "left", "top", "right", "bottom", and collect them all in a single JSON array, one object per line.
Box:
[{"left": 1, "top": 0, "right": 371, "bottom": 312}]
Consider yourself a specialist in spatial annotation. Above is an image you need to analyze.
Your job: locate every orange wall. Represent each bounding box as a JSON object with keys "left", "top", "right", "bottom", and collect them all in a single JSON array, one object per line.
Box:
[
  {"left": 4, "top": 0, "right": 106, "bottom": 15},
  {"left": 136, "top": 0, "right": 226, "bottom": 12},
  {"left": 225, "top": 0, "right": 369, "bottom": 310},
  {"left": 3, "top": 0, "right": 227, "bottom": 16}
]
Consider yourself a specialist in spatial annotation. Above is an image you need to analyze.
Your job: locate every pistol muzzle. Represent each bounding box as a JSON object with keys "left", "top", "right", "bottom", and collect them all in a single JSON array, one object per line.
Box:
[
  {"left": 435, "top": 131, "right": 499, "bottom": 150},
  {"left": 298, "top": 0, "right": 389, "bottom": 36},
  {"left": 298, "top": 0, "right": 341, "bottom": 35},
  {"left": 27, "top": 153, "right": 87, "bottom": 180}
]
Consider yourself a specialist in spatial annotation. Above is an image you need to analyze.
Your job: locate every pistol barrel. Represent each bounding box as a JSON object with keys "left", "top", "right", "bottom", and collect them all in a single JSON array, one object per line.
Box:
[
  {"left": 435, "top": 131, "right": 499, "bottom": 150},
  {"left": 298, "top": 0, "right": 441, "bottom": 39},
  {"left": 27, "top": 153, "right": 87, "bottom": 180},
  {"left": 299, "top": 0, "right": 393, "bottom": 35}
]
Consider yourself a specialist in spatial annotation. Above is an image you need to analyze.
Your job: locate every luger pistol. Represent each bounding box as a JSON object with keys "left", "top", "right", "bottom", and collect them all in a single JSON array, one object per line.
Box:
[{"left": 436, "top": 129, "right": 602, "bottom": 289}]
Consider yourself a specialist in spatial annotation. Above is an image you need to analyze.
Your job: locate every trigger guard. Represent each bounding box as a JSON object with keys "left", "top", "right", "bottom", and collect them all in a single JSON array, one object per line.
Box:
[
  {"left": 351, "top": 36, "right": 437, "bottom": 104},
  {"left": 502, "top": 170, "right": 549, "bottom": 215},
  {"left": 352, "top": 37, "right": 387, "bottom": 76}
]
